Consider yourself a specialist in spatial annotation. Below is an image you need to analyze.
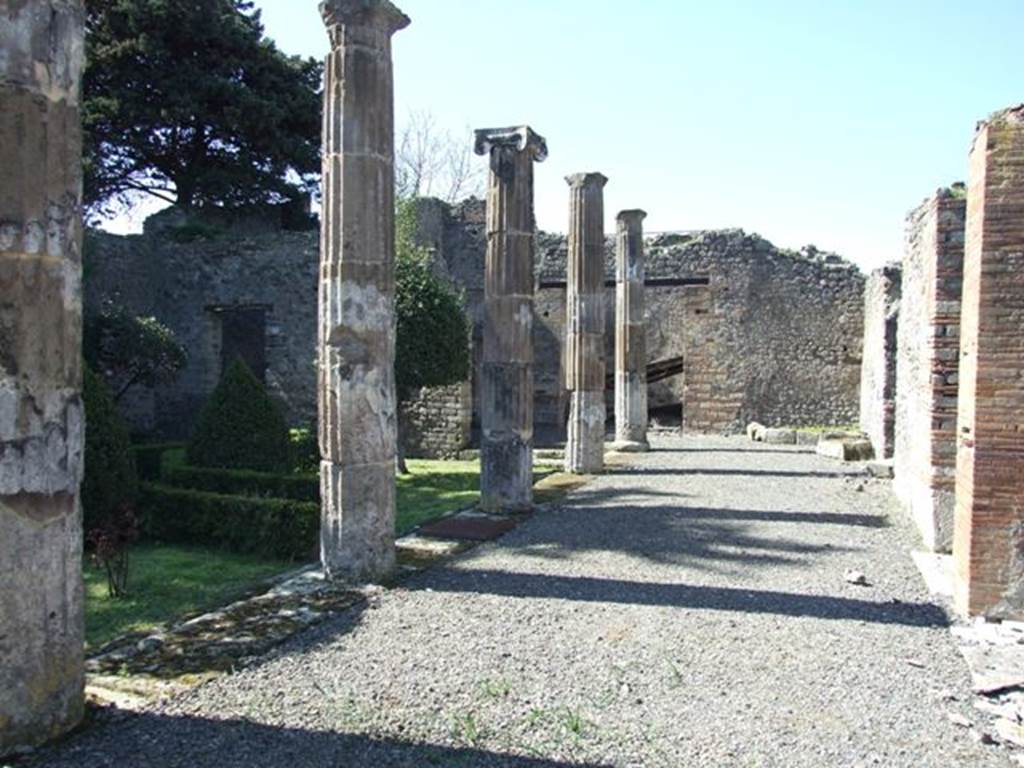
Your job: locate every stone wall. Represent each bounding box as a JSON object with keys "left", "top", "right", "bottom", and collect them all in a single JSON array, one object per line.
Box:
[
  {"left": 859, "top": 265, "right": 901, "bottom": 459},
  {"left": 399, "top": 382, "right": 472, "bottom": 459},
  {"left": 894, "top": 188, "right": 965, "bottom": 552},
  {"left": 86, "top": 198, "right": 865, "bottom": 441},
  {"left": 418, "top": 199, "right": 865, "bottom": 437},
  {"left": 84, "top": 210, "right": 318, "bottom": 437}
]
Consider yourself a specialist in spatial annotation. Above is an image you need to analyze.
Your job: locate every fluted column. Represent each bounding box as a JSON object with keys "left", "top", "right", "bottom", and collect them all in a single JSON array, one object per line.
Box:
[
  {"left": 0, "top": 0, "right": 86, "bottom": 755},
  {"left": 565, "top": 173, "right": 608, "bottom": 474},
  {"left": 318, "top": 0, "right": 409, "bottom": 581},
  {"left": 613, "top": 209, "right": 649, "bottom": 451},
  {"left": 475, "top": 127, "right": 548, "bottom": 512}
]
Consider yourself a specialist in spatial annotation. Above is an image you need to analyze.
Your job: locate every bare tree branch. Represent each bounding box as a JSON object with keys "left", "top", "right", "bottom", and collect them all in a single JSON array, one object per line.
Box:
[{"left": 396, "top": 111, "right": 484, "bottom": 203}]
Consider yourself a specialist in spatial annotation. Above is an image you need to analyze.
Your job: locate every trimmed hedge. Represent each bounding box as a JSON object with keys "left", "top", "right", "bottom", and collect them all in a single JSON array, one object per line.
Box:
[
  {"left": 139, "top": 483, "right": 318, "bottom": 561},
  {"left": 82, "top": 367, "right": 137, "bottom": 531},
  {"left": 130, "top": 442, "right": 187, "bottom": 481},
  {"left": 162, "top": 465, "right": 319, "bottom": 502}
]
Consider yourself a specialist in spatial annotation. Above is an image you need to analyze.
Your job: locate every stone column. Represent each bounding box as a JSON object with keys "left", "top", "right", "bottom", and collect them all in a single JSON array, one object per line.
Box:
[
  {"left": 564, "top": 173, "right": 608, "bottom": 474},
  {"left": 474, "top": 126, "right": 548, "bottom": 512},
  {"left": 613, "top": 209, "right": 649, "bottom": 452},
  {"left": 954, "top": 105, "right": 1024, "bottom": 618},
  {"left": 318, "top": 0, "right": 408, "bottom": 581},
  {"left": 858, "top": 264, "right": 901, "bottom": 459},
  {"left": 0, "top": 0, "right": 86, "bottom": 755}
]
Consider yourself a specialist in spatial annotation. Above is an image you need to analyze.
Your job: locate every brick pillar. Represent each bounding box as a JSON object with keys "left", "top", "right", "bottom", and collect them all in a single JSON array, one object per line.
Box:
[
  {"left": 475, "top": 126, "right": 548, "bottom": 512},
  {"left": 954, "top": 105, "right": 1024, "bottom": 618},
  {"left": 613, "top": 209, "right": 649, "bottom": 452},
  {"left": 859, "top": 264, "right": 901, "bottom": 459},
  {"left": 565, "top": 173, "right": 608, "bottom": 474},
  {"left": 318, "top": 0, "right": 409, "bottom": 581},
  {"left": 0, "top": 0, "right": 86, "bottom": 755},
  {"left": 894, "top": 187, "right": 965, "bottom": 552}
]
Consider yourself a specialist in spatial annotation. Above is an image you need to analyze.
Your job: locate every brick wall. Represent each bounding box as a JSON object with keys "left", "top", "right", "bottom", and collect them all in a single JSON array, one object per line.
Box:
[
  {"left": 859, "top": 265, "right": 901, "bottom": 458},
  {"left": 954, "top": 105, "right": 1024, "bottom": 618},
  {"left": 894, "top": 189, "right": 965, "bottom": 551}
]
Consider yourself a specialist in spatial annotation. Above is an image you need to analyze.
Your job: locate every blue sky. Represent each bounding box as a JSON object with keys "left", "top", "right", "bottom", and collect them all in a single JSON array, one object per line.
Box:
[{"left": 131, "top": 1, "right": 1024, "bottom": 271}]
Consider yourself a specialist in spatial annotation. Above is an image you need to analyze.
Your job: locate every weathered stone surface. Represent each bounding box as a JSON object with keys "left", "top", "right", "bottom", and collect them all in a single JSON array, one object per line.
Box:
[
  {"left": 859, "top": 264, "right": 901, "bottom": 459},
  {"left": 564, "top": 173, "right": 607, "bottom": 474},
  {"left": 474, "top": 126, "right": 547, "bottom": 511},
  {"left": 894, "top": 187, "right": 965, "bottom": 553},
  {"left": 817, "top": 437, "right": 874, "bottom": 462},
  {"left": 746, "top": 422, "right": 766, "bottom": 441},
  {"left": 614, "top": 210, "right": 649, "bottom": 451},
  {"left": 317, "top": 0, "right": 408, "bottom": 581},
  {"left": 762, "top": 427, "right": 797, "bottom": 445},
  {"left": 0, "top": 0, "right": 86, "bottom": 756},
  {"left": 954, "top": 104, "right": 1024, "bottom": 619}
]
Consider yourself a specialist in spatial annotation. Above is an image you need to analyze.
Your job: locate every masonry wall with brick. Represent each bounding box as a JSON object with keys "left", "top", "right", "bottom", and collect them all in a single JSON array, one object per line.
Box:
[
  {"left": 894, "top": 188, "right": 965, "bottom": 552},
  {"left": 399, "top": 382, "right": 472, "bottom": 459},
  {"left": 859, "top": 265, "right": 901, "bottom": 459},
  {"left": 954, "top": 105, "right": 1024, "bottom": 618}
]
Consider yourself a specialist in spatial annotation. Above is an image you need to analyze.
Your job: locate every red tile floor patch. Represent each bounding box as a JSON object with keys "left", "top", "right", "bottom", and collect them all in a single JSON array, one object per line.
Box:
[{"left": 418, "top": 516, "right": 520, "bottom": 541}]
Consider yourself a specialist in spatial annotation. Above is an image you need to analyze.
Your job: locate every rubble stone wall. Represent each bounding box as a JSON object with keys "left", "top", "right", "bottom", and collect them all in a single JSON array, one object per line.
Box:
[{"left": 400, "top": 382, "right": 472, "bottom": 459}]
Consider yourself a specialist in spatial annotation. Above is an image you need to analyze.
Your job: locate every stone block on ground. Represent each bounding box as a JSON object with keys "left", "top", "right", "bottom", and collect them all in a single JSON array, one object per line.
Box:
[
  {"left": 746, "top": 422, "right": 766, "bottom": 441},
  {"left": 817, "top": 437, "right": 874, "bottom": 462},
  {"left": 795, "top": 430, "right": 820, "bottom": 446},
  {"left": 762, "top": 427, "right": 797, "bottom": 445},
  {"left": 866, "top": 460, "right": 894, "bottom": 478}
]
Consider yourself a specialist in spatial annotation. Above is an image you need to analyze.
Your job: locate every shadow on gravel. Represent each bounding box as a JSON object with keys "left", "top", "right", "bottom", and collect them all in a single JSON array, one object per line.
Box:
[
  {"left": 652, "top": 447, "right": 812, "bottom": 455},
  {"left": 654, "top": 506, "right": 887, "bottom": 528},
  {"left": 420, "top": 568, "right": 949, "bottom": 628},
  {"left": 30, "top": 712, "right": 611, "bottom": 768},
  {"left": 605, "top": 468, "right": 853, "bottom": 479}
]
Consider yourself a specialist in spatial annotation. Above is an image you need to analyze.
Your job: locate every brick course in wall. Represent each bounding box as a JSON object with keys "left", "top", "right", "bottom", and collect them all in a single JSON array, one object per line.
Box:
[
  {"left": 894, "top": 188, "right": 965, "bottom": 552},
  {"left": 859, "top": 265, "right": 901, "bottom": 459},
  {"left": 954, "top": 105, "right": 1024, "bottom": 618}
]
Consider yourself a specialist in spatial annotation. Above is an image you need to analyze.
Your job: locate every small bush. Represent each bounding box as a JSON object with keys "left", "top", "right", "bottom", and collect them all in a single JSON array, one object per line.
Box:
[
  {"left": 139, "top": 483, "right": 318, "bottom": 561},
  {"left": 87, "top": 505, "right": 140, "bottom": 598},
  {"left": 130, "top": 442, "right": 187, "bottom": 481},
  {"left": 162, "top": 465, "right": 319, "bottom": 502},
  {"left": 290, "top": 426, "right": 319, "bottom": 474},
  {"left": 188, "top": 358, "right": 291, "bottom": 472},
  {"left": 82, "top": 366, "right": 138, "bottom": 531}
]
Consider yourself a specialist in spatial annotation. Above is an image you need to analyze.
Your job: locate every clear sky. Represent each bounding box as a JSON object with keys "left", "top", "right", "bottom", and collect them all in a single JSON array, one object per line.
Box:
[{"left": 135, "top": 1, "right": 1024, "bottom": 272}]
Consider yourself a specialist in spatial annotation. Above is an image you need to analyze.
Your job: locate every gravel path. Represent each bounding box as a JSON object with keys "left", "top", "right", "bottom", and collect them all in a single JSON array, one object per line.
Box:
[{"left": 33, "top": 435, "right": 1010, "bottom": 767}]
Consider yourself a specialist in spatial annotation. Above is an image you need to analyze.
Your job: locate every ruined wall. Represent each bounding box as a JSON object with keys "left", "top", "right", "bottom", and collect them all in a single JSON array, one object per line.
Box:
[
  {"left": 0, "top": 0, "right": 86, "bottom": 754},
  {"left": 399, "top": 382, "right": 472, "bottom": 459},
  {"left": 859, "top": 265, "right": 901, "bottom": 458},
  {"left": 894, "top": 189, "right": 965, "bottom": 552},
  {"left": 954, "top": 106, "right": 1024, "bottom": 618},
  {"left": 84, "top": 210, "right": 318, "bottom": 437}
]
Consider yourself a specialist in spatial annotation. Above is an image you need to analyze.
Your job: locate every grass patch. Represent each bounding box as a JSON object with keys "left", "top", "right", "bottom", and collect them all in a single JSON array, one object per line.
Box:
[{"left": 84, "top": 544, "right": 291, "bottom": 650}]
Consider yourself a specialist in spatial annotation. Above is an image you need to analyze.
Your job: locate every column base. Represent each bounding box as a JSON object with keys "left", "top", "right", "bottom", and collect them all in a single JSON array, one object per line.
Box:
[{"left": 608, "top": 439, "right": 649, "bottom": 453}]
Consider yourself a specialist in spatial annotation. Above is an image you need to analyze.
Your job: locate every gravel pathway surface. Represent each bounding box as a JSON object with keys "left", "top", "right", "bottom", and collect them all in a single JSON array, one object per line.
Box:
[{"left": 32, "top": 435, "right": 1011, "bottom": 767}]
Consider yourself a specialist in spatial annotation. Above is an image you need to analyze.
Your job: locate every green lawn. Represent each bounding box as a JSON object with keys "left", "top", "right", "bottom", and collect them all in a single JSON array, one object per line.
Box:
[
  {"left": 84, "top": 545, "right": 291, "bottom": 650},
  {"left": 87, "top": 457, "right": 556, "bottom": 648}
]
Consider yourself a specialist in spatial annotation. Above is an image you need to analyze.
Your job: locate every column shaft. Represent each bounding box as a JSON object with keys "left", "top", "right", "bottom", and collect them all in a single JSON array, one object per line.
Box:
[
  {"left": 565, "top": 174, "right": 608, "bottom": 474},
  {"left": 318, "top": 1, "right": 409, "bottom": 581},
  {"left": 0, "top": 0, "right": 86, "bottom": 754},
  {"left": 476, "top": 127, "right": 547, "bottom": 512},
  {"left": 614, "top": 210, "right": 649, "bottom": 450}
]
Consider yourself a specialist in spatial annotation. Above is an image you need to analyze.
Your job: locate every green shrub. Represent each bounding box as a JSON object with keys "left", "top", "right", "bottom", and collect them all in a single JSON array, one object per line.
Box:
[
  {"left": 162, "top": 465, "right": 319, "bottom": 502},
  {"left": 139, "top": 483, "right": 318, "bottom": 560},
  {"left": 187, "top": 358, "right": 291, "bottom": 472},
  {"left": 290, "top": 426, "right": 319, "bottom": 474},
  {"left": 82, "top": 367, "right": 138, "bottom": 532},
  {"left": 129, "top": 442, "right": 187, "bottom": 481}
]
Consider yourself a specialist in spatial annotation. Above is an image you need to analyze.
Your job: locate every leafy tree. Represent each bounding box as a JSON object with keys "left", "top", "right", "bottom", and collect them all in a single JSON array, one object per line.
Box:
[
  {"left": 188, "top": 358, "right": 292, "bottom": 473},
  {"left": 84, "top": 304, "right": 188, "bottom": 402},
  {"left": 82, "top": 366, "right": 138, "bottom": 534},
  {"left": 395, "top": 199, "right": 471, "bottom": 472},
  {"left": 83, "top": 0, "right": 321, "bottom": 218}
]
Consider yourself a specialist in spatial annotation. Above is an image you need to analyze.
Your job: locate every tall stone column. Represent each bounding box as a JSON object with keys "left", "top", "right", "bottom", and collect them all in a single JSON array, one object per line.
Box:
[
  {"left": 0, "top": 0, "right": 86, "bottom": 755},
  {"left": 475, "top": 126, "right": 548, "bottom": 512},
  {"left": 613, "top": 209, "right": 649, "bottom": 452},
  {"left": 318, "top": 0, "right": 408, "bottom": 581},
  {"left": 564, "top": 173, "right": 608, "bottom": 474},
  {"left": 954, "top": 105, "right": 1024, "bottom": 618}
]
